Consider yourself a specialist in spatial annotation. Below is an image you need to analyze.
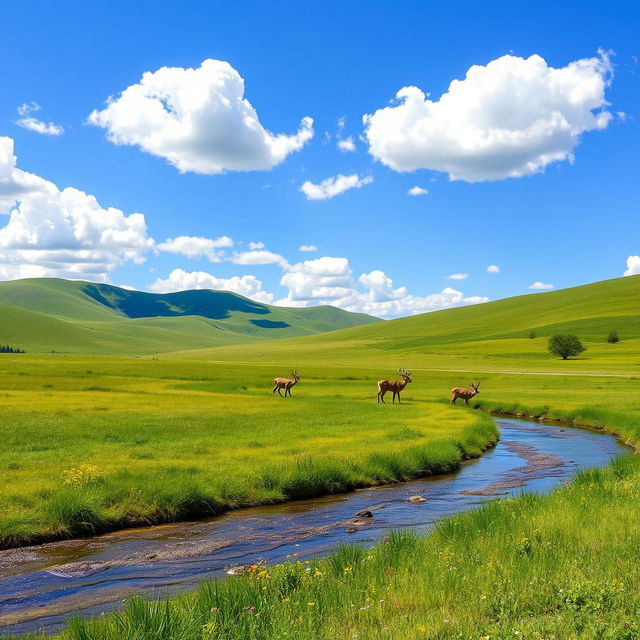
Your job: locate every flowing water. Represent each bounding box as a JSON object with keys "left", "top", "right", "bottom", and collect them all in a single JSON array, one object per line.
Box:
[{"left": 0, "top": 418, "right": 628, "bottom": 636}]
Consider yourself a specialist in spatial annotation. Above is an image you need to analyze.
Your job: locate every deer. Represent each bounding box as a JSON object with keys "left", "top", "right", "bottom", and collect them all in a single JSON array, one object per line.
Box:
[
  {"left": 450, "top": 381, "right": 480, "bottom": 405},
  {"left": 377, "top": 368, "right": 412, "bottom": 404},
  {"left": 272, "top": 370, "right": 300, "bottom": 397}
]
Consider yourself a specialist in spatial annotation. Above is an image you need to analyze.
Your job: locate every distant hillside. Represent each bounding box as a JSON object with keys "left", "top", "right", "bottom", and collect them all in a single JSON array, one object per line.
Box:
[
  {"left": 0, "top": 278, "right": 380, "bottom": 354},
  {"left": 174, "top": 275, "right": 640, "bottom": 371}
]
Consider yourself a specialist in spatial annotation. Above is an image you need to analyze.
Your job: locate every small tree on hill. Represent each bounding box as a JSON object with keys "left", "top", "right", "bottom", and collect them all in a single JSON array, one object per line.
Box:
[
  {"left": 548, "top": 334, "right": 586, "bottom": 360},
  {"left": 607, "top": 330, "right": 620, "bottom": 344},
  {"left": 529, "top": 330, "right": 537, "bottom": 339}
]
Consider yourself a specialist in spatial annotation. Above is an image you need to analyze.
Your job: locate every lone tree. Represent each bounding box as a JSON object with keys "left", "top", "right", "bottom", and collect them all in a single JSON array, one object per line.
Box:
[
  {"left": 548, "top": 334, "right": 586, "bottom": 360},
  {"left": 607, "top": 330, "right": 620, "bottom": 344},
  {"left": 529, "top": 330, "right": 537, "bottom": 339}
]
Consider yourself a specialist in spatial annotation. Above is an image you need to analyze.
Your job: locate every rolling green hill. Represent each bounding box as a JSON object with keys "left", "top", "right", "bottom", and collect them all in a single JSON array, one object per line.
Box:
[
  {"left": 175, "top": 275, "right": 640, "bottom": 373},
  {"left": 0, "top": 278, "right": 380, "bottom": 354}
]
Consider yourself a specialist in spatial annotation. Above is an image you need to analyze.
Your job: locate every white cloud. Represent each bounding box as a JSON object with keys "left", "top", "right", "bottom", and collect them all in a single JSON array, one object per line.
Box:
[
  {"left": 363, "top": 51, "right": 613, "bottom": 182},
  {"left": 231, "top": 249, "right": 289, "bottom": 268},
  {"left": 408, "top": 185, "right": 428, "bottom": 196},
  {"left": 248, "top": 241, "right": 265, "bottom": 250},
  {"left": 279, "top": 256, "right": 354, "bottom": 302},
  {"left": 300, "top": 173, "right": 373, "bottom": 200},
  {"left": 157, "top": 235, "right": 233, "bottom": 261},
  {"left": 275, "top": 256, "right": 488, "bottom": 317},
  {"left": 88, "top": 59, "right": 314, "bottom": 174},
  {"left": 447, "top": 272, "right": 469, "bottom": 280},
  {"left": 15, "top": 102, "right": 64, "bottom": 137},
  {"left": 337, "top": 136, "right": 356, "bottom": 152},
  {"left": 299, "top": 244, "right": 318, "bottom": 252},
  {"left": 149, "top": 268, "right": 273, "bottom": 303},
  {"left": 624, "top": 256, "right": 640, "bottom": 276},
  {"left": 0, "top": 136, "right": 153, "bottom": 282},
  {"left": 528, "top": 281, "right": 554, "bottom": 290},
  {"left": 486, "top": 264, "right": 501, "bottom": 273},
  {"left": 17, "top": 119, "right": 64, "bottom": 137}
]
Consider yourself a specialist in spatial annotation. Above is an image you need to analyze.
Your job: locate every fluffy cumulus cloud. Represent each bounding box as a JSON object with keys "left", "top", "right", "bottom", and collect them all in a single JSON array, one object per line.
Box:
[
  {"left": 337, "top": 136, "right": 356, "bottom": 152},
  {"left": 248, "top": 241, "right": 265, "bottom": 250},
  {"left": 279, "top": 257, "right": 354, "bottom": 303},
  {"left": 88, "top": 59, "right": 314, "bottom": 174},
  {"left": 0, "top": 136, "right": 153, "bottom": 281},
  {"left": 157, "top": 235, "right": 233, "bottom": 261},
  {"left": 408, "top": 185, "right": 428, "bottom": 196},
  {"left": 231, "top": 249, "right": 289, "bottom": 268},
  {"left": 275, "top": 256, "right": 488, "bottom": 316},
  {"left": 300, "top": 173, "right": 373, "bottom": 200},
  {"left": 149, "top": 268, "right": 273, "bottom": 303},
  {"left": 528, "top": 281, "right": 554, "bottom": 290},
  {"left": 16, "top": 102, "right": 64, "bottom": 136},
  {"left": 487, "top": 264, "right": 501, "bottom": 273},
  {"left": 363, "top": 51, "right": 613, "bottom": 182},
  {"left": 624, "top": 256, "right": 640, "bottom": 276},
  {"left": 146, "top": 249, "right": 488, "bottom": 317},
  {"left": 447, "top": 272, "right": 469, "bottom": 280}
]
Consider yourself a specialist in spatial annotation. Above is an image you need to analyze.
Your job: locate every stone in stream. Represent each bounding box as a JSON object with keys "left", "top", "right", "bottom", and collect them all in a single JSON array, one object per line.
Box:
[
  {"left": 225, "top": 564, "right": 251, "bottom": 576},
  {"left": 407, "top": 495, "right": 426, "bottom": 503},
  {"left": 354, "top": 509, "right": 373, "bottom": 518},
  {"left": 345, "top": 528, "right": 358, "bottom": 534}
]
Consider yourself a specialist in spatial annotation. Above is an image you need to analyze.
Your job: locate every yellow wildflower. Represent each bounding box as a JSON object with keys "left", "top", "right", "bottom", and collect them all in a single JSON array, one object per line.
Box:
[{"left": 61, "top": 464, "right": 103, "bottom": 486}]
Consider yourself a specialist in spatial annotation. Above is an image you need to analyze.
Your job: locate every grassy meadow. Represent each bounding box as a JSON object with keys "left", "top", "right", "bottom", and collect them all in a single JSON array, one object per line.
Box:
[
  {"left": 4, "top": 275, "right": 640, "bottom": 638},
  {"left": 6, "top": 351, "right": 640, "bottom": 639},
  {"left": 0, "top": 355, "right": 497, "bottom": 548},
  {"left": 32, "top": 459, "right": 640, "bottom": 640}
]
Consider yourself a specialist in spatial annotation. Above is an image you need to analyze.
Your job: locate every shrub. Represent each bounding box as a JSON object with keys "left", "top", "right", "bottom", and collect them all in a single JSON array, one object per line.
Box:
[
  {"left": 548, "top": 334, "right": 586, "bottom": 360},
  {"left": 529, "top": 330, "right": 537, "bottom": 339},
  {"left": 607, "top": 330, "right": 620, "bottom": 344}
]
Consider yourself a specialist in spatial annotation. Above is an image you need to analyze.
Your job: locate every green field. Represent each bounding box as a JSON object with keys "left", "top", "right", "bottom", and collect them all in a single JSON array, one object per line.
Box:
[
  {"left": 0, "top": 356, "right": 497, "bottom": 548},
  {"left": 5, "top": 275, "right": 640, "bottom": 638}
]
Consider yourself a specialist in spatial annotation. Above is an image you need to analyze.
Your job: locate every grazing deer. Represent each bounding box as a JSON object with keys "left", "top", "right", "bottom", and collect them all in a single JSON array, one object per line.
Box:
[
  {"left": 450, "top": 381, "right": 480, "bottom": 405},
  {"left": 377, "top": 368, "right": 412, "bottom": 404},
  {"left": 272, "top": 370, "right": 300, "bottom": 397}
]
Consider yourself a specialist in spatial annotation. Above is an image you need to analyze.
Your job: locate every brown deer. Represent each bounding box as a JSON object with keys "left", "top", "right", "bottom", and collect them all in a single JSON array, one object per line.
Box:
[
  {"left": 450, "top": 381, "right": 480, "bottom": 405},
  {"left": 272, "top": 370, "right": 300, "bottom": 397},
  {"left": 377, "top": 368, "right": 412, "bottom": 404}
]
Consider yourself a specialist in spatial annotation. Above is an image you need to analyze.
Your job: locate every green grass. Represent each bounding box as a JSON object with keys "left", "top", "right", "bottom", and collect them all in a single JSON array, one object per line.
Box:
[
  {"left": 6, "top": 275, "right": 640, "bottom": 638},
  {"left": 0, "top": 355, "right": 496, "bottom": 548},
  {"left": 24, "top": 457, "right": 640, "bottom": 640},
  {"left": 7, "top": 377, "right": 640, "bottom": 639}
]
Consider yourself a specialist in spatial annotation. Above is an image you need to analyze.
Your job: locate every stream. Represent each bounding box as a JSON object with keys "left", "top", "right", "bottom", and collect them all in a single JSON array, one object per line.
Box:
[{"left": 0, "top": 418, "right": 628, "bottom": 636}]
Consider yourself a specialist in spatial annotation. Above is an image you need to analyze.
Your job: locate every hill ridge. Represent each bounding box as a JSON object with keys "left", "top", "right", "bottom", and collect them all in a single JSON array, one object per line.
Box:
[{"left": 0, "top": 278, "right": 380, "bottom": 354}]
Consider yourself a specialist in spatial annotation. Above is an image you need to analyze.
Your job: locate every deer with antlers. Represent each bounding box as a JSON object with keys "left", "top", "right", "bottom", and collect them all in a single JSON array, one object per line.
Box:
[
  {"left": 450, "top": 381, "right": 480, "bottom": 405},
  {"left": 377, "top": 368, "right": 412, "bottom": 404},
  {"left": 272, "top": 370, "right": 300, "bottom": 397}
]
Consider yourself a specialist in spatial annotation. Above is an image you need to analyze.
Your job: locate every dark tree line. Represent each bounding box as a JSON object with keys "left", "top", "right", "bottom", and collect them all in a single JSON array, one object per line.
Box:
[{"left": 0, "top": 345, "right": 25, "bottom": 353}]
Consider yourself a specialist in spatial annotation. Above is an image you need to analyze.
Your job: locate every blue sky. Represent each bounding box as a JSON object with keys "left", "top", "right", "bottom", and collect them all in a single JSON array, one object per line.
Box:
[{"left": 0, "top": 0, "right": 638, "bottom": 317}]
